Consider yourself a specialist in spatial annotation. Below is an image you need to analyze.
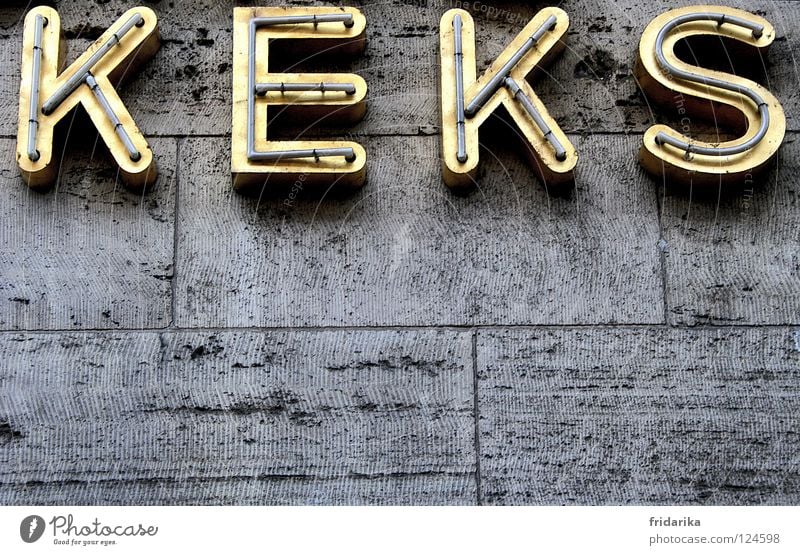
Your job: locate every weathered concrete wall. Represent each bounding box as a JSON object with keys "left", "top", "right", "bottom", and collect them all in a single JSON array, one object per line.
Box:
[{"left": 0, "top": 0, "right": 798, "bottom": 505}]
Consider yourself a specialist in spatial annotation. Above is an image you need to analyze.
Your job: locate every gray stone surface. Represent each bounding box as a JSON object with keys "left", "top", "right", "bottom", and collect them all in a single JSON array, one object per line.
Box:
[
  {"left": 0, "top": 138, "right": 176, "bottom": 331},
  {"left": 0, "top": 474, "right": 475, "bottom": 506},
  {"left": 477, "top": 327, "right": 800, "bottom": 505},
  {"left": 662, "top": 139, "right": 800, "bottom": 326},
  {"left": 175, "top": 134, "right": 663, "bottom": 327},
  {"left": 0, "top": 330, "right": 475, "bottom": 505}
]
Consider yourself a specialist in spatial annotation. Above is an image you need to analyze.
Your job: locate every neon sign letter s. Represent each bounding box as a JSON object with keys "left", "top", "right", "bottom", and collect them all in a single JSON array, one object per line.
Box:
[{"left": 637, "top": 6, "right": 786, "bottom": 187}]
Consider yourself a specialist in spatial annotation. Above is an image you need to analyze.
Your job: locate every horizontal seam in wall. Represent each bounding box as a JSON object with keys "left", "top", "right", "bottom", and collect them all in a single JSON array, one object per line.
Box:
[
  {"left": 0, "top": 323, "right": 796, "bottom": 335},
  {"left": 0, "top": 470, "right": 476, "bottom": 488}
]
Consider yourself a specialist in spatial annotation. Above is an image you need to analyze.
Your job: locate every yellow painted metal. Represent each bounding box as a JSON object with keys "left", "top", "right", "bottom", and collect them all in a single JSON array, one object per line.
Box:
[
  {"left": 231, "top": 7, "right": 368, "bottom": 192},
  {"left": 637, "top": 5, "right": 786, "bottom": 186},
  {"left": 439, "top": 8, "right": 577, "bottom": 192},
  {"left": 16, "top": 6, "right": 161, "bottom": 192}
]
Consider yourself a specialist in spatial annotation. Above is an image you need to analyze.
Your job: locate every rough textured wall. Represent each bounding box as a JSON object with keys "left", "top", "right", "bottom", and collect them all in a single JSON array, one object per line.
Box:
[{"left": 0, "top": 0, "right": 798, "bottom": 505}]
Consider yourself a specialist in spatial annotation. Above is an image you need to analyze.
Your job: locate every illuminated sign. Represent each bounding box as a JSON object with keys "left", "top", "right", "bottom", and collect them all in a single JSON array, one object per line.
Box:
[
  {"left": 14, "top": 5, "right": 787, "bottom": 194},
  {"left": 231, "top": 7, "right": 368, "bottom": 191},
  {"left": 439, "top": 8, "right": 576, "bottom": 192},
  {"left": 16, "top": 6, "right": 160, "bottom": 191},
  {"left": 637, "top": 6, "right": 785, "bottom": 186}
]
